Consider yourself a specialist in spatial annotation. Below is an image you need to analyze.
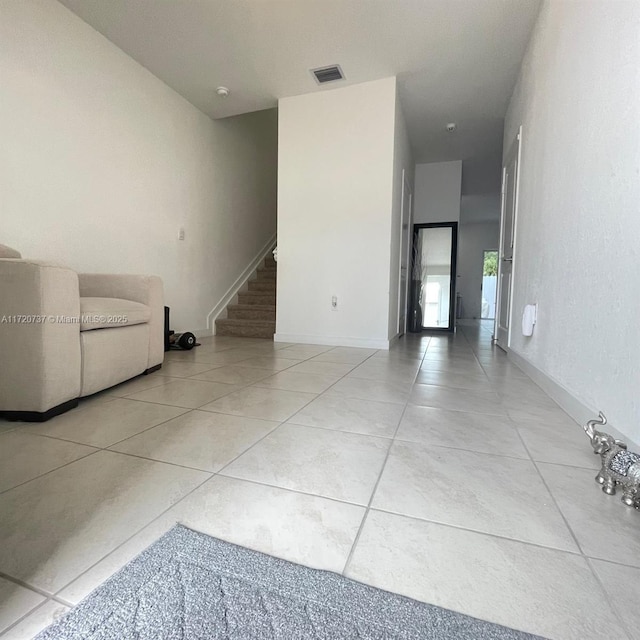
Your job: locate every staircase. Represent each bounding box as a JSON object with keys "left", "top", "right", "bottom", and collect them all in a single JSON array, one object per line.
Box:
[{"left": 215, "top": 256, "right": 276, "bottom": 338}]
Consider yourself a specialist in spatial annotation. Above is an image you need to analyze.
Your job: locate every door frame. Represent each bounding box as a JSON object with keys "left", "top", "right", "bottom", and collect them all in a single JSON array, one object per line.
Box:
[
  {"left": 494, "top": 125, "right": 523, "bottom": 348},
  {"left": 411, "top": 221, "right": 458, "bottom": 333},
  {"left": 397, "top": 170, "right": 413, "bottom": 336}
]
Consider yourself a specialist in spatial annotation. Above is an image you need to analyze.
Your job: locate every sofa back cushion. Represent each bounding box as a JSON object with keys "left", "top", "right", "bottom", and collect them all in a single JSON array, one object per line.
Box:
[{"left": 0, "top": 244, "right": 21, "bottom": 259}]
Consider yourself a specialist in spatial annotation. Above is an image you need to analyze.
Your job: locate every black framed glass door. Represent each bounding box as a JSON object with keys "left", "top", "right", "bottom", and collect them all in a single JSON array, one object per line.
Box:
[{"left": 410, "top": 222, "right": 458, "bottom": 332}]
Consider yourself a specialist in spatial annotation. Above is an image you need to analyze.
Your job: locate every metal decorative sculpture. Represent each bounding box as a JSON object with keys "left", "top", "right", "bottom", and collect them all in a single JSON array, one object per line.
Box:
[{"left": 584, "top": 412, "right": 640, "bottom": 509}]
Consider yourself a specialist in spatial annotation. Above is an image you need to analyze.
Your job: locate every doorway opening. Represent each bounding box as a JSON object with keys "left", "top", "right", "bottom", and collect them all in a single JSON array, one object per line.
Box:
[
  {"left": 481, "top": 250, "right": 498, "bottom": 320},
  {"left": 410, "top": 222, "right": 458, "bottom": 332}
]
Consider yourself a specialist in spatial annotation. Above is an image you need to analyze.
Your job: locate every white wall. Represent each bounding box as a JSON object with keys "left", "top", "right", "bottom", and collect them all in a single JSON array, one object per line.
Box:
[
  {"left": 460, "top": 194, "right": 501, "bottom": 224},
  {"left": 414, "top": 161, "right": 462, "bottom": 224},
  {"left": 276, "top": 77, "right": 397, "bottom": 348},
  {"left": 456, "top": 221, "right": 500, "bottom": 319},
  {"left": 0, "top": 0, "right": 277, "bottom": 333},
  {"left": 388, "top": 92, "right": 415, "bottom": 340},
  {"left": 504, "top": 0, "right": 640, "bottom": 443}
]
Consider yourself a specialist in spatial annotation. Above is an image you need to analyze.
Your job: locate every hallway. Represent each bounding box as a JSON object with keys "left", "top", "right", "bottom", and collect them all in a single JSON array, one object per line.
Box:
[{"left": 0, "top": 325, "right": 637, "bottom": 639}]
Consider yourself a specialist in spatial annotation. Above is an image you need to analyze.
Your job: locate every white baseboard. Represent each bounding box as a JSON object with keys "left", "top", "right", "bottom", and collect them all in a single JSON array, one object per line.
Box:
[
  {"left": 507, "top": 348, "right": 637, "bottom": 446},
  {"left": 274, "top": 333, "right": 390, "bottom": 350},
  {"left": 206, "top": 233, "right": 277, "bottom": 334}
]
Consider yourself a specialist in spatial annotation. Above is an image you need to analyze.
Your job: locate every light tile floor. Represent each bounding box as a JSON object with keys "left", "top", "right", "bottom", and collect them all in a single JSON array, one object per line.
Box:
[{"left": 0, "top": 322, "right": 638, "bottom": 639}]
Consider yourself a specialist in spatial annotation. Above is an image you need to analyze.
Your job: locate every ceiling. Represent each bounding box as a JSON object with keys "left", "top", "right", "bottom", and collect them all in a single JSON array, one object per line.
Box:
[{"left": 59, "top": 0, "right": 540, "bottom": 211}]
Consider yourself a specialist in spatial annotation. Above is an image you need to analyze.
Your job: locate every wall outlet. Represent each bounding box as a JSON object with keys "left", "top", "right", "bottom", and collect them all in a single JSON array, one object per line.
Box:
[
  {"left": 331, "top": 295, "right": 338, "bottom": 310},
  {"left": 178, "top": 227, "right": 185, "bottom": 241}
]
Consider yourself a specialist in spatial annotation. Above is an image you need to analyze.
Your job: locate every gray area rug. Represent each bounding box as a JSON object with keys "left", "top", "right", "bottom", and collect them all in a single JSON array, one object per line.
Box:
[{"left": 37, "top": 525, "right": 543, "bottom": 639}]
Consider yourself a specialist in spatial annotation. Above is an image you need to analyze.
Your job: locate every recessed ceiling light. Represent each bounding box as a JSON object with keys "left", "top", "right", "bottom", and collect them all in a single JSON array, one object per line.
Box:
[{"left": 216, "top": 86, "right": 230, "bottom": 97}]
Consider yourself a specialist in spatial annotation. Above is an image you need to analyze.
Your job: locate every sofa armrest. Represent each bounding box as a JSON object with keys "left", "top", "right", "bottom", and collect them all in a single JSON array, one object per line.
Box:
[
  {"left": 78, "top": 273, "right": 164, "bottom": 369},
  {"left": 0, "top": 260, "right": 81, "bottom": 413}
]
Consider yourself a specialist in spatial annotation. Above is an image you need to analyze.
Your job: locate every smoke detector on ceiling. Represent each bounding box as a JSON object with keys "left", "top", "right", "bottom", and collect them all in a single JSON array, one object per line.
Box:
[
  {"left": 310, "top": 65, "right": 345, "bottom": 85},
  {"left": 446, "top": 122, "right": 457, "bottom": 132},
  {"left": 216, "top": 86, "right": 230, "bottom": 97}
]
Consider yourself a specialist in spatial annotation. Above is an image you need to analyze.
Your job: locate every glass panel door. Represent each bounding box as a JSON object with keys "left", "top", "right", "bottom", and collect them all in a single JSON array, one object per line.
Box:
[{"left": 411, "top": 223, "right": 457, "bottom": 332}]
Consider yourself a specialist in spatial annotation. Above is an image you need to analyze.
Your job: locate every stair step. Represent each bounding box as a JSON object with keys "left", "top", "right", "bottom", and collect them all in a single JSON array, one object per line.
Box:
[
  {"left": 248, "top": 280, "right": 276, "bottom": 292},
  {"left": 216, "top": 318, "right": 275, "bottom": 339},
  {"left": 256, "top": 268, "right": 276, "bottom": 281},
  {"left": 239, "top": 291, "right": 276, "bottom": 305},
  {"left": 264, "top": 257, "right": 276, "bottom": 268},
  {"left": 228, "top": 304, "right": 276, "bottom": 321}
]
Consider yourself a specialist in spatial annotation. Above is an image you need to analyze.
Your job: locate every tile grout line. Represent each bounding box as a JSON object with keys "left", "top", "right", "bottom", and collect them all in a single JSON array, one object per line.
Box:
[
  {"left": 48, "top": 472, "right": 216, "bottom": 602},
  {"left": 584, "top": 556, "right": 634, "bottom": 640},
  {"left": 49, "top": 406, "right": 302, "bottom": 601},
  {"left": 0, "top": 448, "right": 100, "bottom": 497},
  {"left": 11, "top": 346, "right": 425, "bottom": 497},
  {"left": 0, "top": 570, "right": 56, "bottom": 600},
  {"left": 15, "top": 343, "right": 330, "bottom": 451},
  {"left": 2, "top": 334, "right": 634, "bottom": 638},
  {"left": 0, "top": 344, "right": 318, "bottom": 599},
  {"left": 210, "top": 473, "right": 366, "bottom": 509},
  {"left": 0, "top": 465, "right": 211, "bottom": 601},
  {"left": 201, "top": 467, "right": 637, "bottom": 569},
  {"left": 177, "top": 334, "right": 632, "bottom": 581},
  {"left": 511, "top": 424, "right": 634, "bottom": 640},
  {"left": 367, "top": 506, "right": 585, "bottom": 558},
  {"left": 513, "top": 420, "right": 587, "bottom": 552},
  {"left": 153, "top": 344, "right": 376, "bottom": 406},
  {"left": 0, "top": 405, "right": 205, "bottom": 496},
  {"left": 464, "top": 325, "right": 577, "bottom": 424},
  {"left": 340, "top": 336, "right": 430, "bottom": 577},
  {"left": 0, "top": 598, "right": 57, "bottom": 638},
  {"left": 277, "top": 348, "right": 402, "bottom": 425}
]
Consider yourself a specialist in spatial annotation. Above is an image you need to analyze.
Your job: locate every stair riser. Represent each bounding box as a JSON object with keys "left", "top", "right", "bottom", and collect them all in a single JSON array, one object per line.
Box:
[
  {"left": 215, "top": 317, "right": 275, "bottom": 338},
  {"left": 239, "top": 293, "right": 276, "bottom": 305},
  {"left": 256, "top": 270, "right": 276, "bottom": 281},
  {"left": 216, "top": 324, "right": 275, "bottom": 339},
  {"left": 248, "top": 281, "right": 276, "bottom": 292},
  {"left": 228, "top": 308, "right": 276, "bottom": 321}
]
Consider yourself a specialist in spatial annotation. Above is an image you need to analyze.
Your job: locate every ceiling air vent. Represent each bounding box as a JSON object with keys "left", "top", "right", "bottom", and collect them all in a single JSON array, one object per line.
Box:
[{"left": 311, "top": 65, "right": 345, "bottom": 85}]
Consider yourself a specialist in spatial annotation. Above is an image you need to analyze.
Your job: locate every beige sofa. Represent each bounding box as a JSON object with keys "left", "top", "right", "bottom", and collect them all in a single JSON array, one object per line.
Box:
[{"left": 0, "top": 244, "right": 164, "bottom": 421}]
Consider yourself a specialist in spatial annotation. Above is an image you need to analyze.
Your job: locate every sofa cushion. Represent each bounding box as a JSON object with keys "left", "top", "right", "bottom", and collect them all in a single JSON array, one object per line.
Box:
[
  {"left": 80, "top": 297, "right": 151, "bottom": 331},
  {"left": 0, "top": 244, "right": 21, "bottom": 259},
  {"left": 80, "top": 323, "right": 149, "bottom": 396}
]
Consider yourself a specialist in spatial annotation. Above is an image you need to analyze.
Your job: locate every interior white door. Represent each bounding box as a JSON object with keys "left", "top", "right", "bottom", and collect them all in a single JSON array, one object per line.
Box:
[
  {"left": 398, "top": 171, "right": 412, "bottom": 336},
  {"left": 495, "top": 128, "right": 521, "bottom": 350}
]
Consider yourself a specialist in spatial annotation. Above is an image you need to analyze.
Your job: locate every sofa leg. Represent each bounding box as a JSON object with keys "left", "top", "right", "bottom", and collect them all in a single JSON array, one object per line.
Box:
[
  {"left": 143, "top": 364, "right": 162, "bottom": 375},
  {"left": 1, "top": 398, "right": 79, "bottom": 423}
]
